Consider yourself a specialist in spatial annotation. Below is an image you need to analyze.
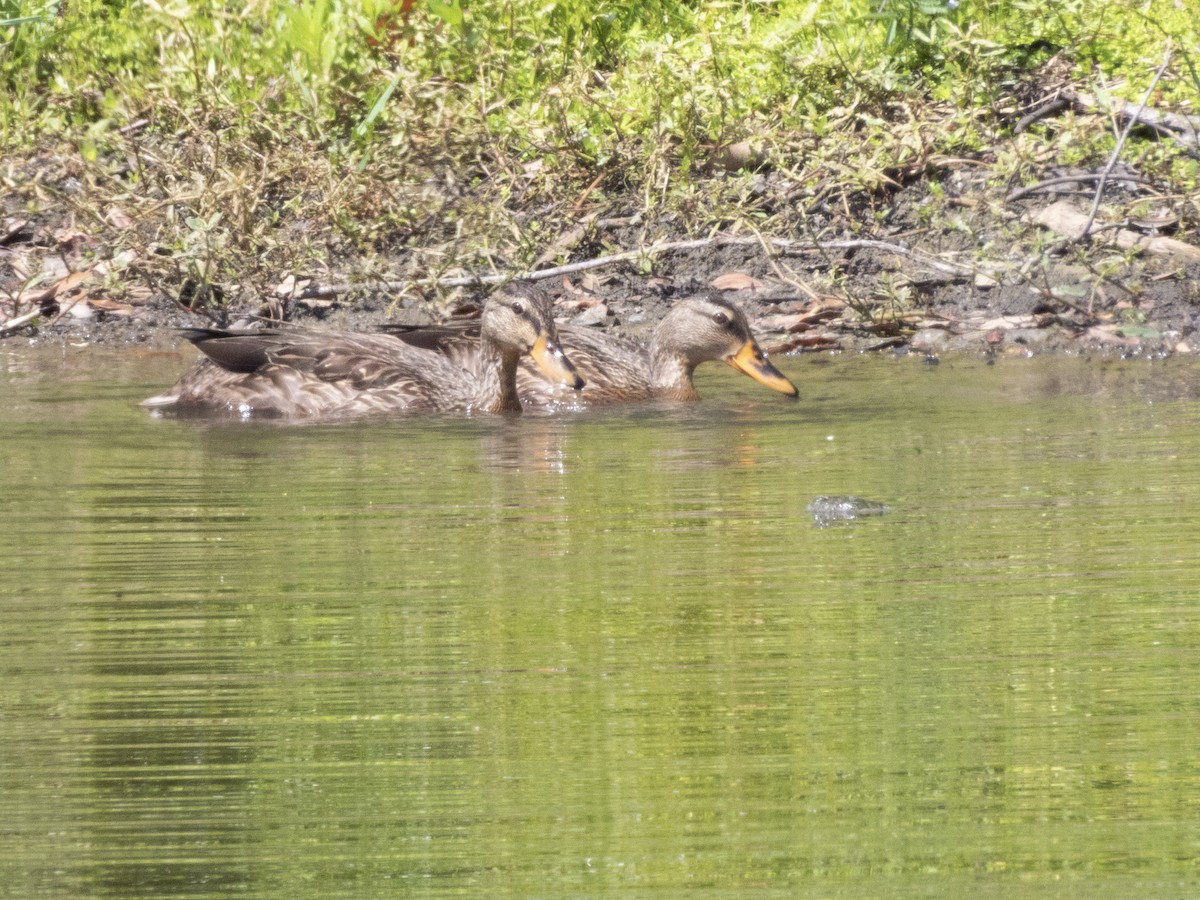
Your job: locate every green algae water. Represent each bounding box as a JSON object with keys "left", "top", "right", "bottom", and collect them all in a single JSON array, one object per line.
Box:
[{"left": 3, "top": 346, "right": 1200, "bottom": 897}]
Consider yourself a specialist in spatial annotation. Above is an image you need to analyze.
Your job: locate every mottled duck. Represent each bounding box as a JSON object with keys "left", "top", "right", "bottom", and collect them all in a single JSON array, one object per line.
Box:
[{"left": 143, "top": 286, "right": 584, "bottom": 419}]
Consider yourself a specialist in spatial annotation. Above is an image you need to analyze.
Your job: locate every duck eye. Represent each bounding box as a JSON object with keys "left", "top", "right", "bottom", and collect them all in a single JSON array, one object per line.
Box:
[
  {"left": 712, "top": 311, "right": 730, "bottom": 325},
  {"left": 510, "top": 300, "right": 526, "bottom": 315}
]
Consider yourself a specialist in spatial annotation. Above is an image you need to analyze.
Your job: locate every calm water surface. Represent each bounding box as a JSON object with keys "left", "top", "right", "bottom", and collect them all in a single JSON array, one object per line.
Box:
[{"left": 3, "top": 345, "right": 1200, "bottom": 897}]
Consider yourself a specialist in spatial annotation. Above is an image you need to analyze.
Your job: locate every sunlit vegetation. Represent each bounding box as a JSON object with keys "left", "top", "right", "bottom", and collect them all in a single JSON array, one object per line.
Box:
[{"left": 1, "top": 0, "right": 1196, "bottom": 314}]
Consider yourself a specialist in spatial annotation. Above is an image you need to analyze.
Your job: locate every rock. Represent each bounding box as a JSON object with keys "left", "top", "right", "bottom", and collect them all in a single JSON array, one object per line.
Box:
[
  {"left": 910, "top": 327, "right": 951, "bottom": 352},
  {"left": 570, "top": 303, "right": 609, "bottom": 327}
]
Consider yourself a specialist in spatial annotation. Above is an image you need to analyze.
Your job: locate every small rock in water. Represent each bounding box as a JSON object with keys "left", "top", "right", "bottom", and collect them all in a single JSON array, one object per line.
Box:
[{"left": 807, "top": 495, "right": 890, "bottom": 527}]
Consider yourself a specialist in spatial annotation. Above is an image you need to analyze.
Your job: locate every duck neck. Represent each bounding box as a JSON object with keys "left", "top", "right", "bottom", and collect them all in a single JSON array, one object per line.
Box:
[
  {"left": 483, "top": 341, "right": 523, "bottom": 414},
  {"left": 648, "top": 340, "right": 701, "bottom": 400}
]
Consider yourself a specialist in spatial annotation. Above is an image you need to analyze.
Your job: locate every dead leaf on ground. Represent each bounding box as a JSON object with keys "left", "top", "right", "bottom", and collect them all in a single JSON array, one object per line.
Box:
[
  {"left": 273, "top": 274, "right": 312, "bottom": 297},
  {"left": 571, "top": 303, "right": 608, "bottom": 326},
  {"left": 2, "top": 218, "right": 30, "bottom": 245},
  {"left": 759, "top": 304, "right": 845, "bottom": 333},
  {"left": 766, "top": 335, "right": 841, "bottom": 353},
  {"left": 711, "top": 272, "right": 765, "bottom": 291},
  {"left": 1086, "top": 325, "right": 1141, "bottom": 347},
  {"left": 6, "top": 248, "right": 34, "bottom": 280},
  {"left": 106, "top": 206, "right": 134, "bottom": 230},
  {"left": 1116, "top": 299, "right": 1155, "bottom": 311},
  {"left": 560, "top": 274, "right": 605, "bottom": 296},
  {"left": 50, "top": 225, "right": 93, "bottom": 251},
  {"left": 22, "top": 269, "right": 96, "bottom": 305},
  {"left": 92, "top": 249, "right": 138, "bottom": 276},
  {"left": 758, "top": 314, "right": 813, "bottom": 334},
  {"left": 123, "top": 286, "right": 156, "bottom": 305},
  {"left": 87, "top": 297, "right": 136, "bottom": 316},
  {"left": 1029, "top": 200, "right": 1200, "bottom": 262}
]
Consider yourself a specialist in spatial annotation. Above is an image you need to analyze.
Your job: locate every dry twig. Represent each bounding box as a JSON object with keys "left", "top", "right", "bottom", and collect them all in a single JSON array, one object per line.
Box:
[
  {"left": 1006, "top": 173, "right": 1157, "bottom": 203},
  {"left": 1079, "top": 48, "right": 1173, "bottom": 238},
  {"left": 297, "top": 235, "right": 975, "bottom": 300}
]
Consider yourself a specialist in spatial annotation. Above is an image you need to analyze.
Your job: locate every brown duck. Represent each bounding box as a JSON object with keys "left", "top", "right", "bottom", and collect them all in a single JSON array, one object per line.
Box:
[
  {"left": 142, "top": 286, "right": 584, "bottom": 419},
  {"left": 390, "top": 294, "right": 797, "bottom": 407}
]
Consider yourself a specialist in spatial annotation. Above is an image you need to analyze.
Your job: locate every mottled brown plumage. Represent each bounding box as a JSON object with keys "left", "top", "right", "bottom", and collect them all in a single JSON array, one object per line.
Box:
[
  {"left": 388, "top": 295, "right": 798, "bottom": 408},
  {"left": 142, "top": 285, "right": 583, "bottom": 419}
]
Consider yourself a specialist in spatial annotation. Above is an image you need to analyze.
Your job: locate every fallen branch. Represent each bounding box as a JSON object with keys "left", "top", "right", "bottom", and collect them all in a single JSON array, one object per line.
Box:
[
  {"left": 1063, "top": 79, "right": 1198, "bottom": 152},
  {"left": 296, "top": 235, "right": 975, "bottom": 300},
  {"left": 1019, "top": 67, "right": 1199, "bottom": 153},
  {"left": 1013, "top": 95, "right": 1071, "bottom": 134},
  {"left": 1006, "top": 173, "right": 1157, "bottom": 203},
  {"left": 0, "top": 310, "right": 40, "bottom": 336},
  {"left": 1080, "top": 49, "right": 1173, "bottom": 238},
  {"left": 1028, "top": 200, "right": 1200, "bottom": 262}
]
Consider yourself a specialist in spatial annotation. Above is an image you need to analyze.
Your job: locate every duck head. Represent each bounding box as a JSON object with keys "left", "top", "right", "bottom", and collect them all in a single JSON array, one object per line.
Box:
[
  {"left": 653, "top": 296, "right": 798, "bottom": 398},
  {"left": 482, "top": 286, "right": 585, "bottom": 391}
]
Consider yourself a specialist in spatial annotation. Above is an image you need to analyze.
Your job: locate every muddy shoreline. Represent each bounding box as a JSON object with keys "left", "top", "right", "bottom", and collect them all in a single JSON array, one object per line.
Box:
[{"left": 4, "top": 170, "right": 1199, "bottom": 362}]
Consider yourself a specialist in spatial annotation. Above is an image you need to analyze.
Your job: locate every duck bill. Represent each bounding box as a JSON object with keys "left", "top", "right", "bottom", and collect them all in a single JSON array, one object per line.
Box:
[
  {"left": 726, "top": 341, "right": 798, "bottom": 397},
  {"left": 530, "top": 333, "right": 585, "bottom": 391}
]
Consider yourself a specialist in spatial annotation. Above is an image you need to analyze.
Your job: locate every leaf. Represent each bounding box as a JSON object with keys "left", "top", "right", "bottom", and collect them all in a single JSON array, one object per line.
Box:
[
  {"left": 711, "top": 272, "right": 765, "bottom": 291},
  {"left": 92, "top": 249, "right": 138, "bottom": 276},
  {"left": 427, "top": 0, "right": 463, "bottom": 31},
  {"left": 767, "top": 335, "right": 841, "bottom": 353},
  {"left": 51, "top": 225, "right": 92, "bottom": 249},
  {"left": 1086, "top": 325, "right": 1141, "bottom": 347},
  {"left": 570, "top": 303, "right": 608, "bottom": 327},
  {"left": 123, "top": 286, "right": 156, "bottom": 305},
  {"left": 43, "top": 270, "right": 96, "bottom": 302},
  {"left": 106, "top": 206, "right": 134, "bottom": 230},
  {"left": 1, "top": 218, "right": 30, "bottom": 245},
  {"left": 758, "top": 314, "right": 812, "bottom": 334},
  {"left": 87, "top": 297, "right": 136, "bottom": 316},
  {"left": 356, "top": 70, "right": 402, "bottom": 140},
  {"left": 1116, "top": 324, "right": 1162, "bottom": 339}
]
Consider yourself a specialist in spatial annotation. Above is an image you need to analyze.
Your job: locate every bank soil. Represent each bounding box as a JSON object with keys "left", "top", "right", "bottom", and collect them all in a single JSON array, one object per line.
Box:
[{"left": 3, "top": 151, "right": 1199, "bottom": 362}]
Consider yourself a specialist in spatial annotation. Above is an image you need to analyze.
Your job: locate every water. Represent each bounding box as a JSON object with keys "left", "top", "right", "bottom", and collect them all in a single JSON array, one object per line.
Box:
[{"left": 4, "top": 345, "right": 1200, "bottom": 897}]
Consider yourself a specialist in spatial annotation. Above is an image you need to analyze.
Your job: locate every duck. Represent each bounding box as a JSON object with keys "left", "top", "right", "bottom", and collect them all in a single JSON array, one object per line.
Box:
[
  {"left": 388, "top": 294, "right": 797, "bottom": 407},
  {"left": 142, "top": 285, "right": 584, "bottom": 419}
]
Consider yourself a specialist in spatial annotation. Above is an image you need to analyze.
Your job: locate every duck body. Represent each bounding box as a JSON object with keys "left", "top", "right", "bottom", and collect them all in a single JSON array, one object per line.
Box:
[
  {"left": 143, "top": 285, "right": 583, "bottom": 419},
  {"left": 388, "top": 294, "right": 798, "bottom": 408}
]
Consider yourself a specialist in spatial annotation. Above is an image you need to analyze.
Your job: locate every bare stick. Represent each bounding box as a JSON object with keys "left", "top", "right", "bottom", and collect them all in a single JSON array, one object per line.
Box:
[
  {"left": 1079, "top": 48, "right": 1173, "bottom": 238},
  {"left": 296, "top": 235, "right": 974, "bottom": 300},
  {"left": 1014, "top": 95, "right": 1071, "bottom": 134},
  {"left": 1006, "top": 173, "right": 1157, "bottom": 203},
  {"left": 0, "top": 310, "right": 40, "bottom": 336}
]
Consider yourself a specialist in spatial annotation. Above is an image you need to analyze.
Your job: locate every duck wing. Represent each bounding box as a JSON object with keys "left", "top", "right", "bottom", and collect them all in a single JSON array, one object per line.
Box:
[
  {"left": 386, "top": 320, "right": 655, "bottom": 406},
  {"left": 147, "top": 325, "right": 486, "bottom": 418}
]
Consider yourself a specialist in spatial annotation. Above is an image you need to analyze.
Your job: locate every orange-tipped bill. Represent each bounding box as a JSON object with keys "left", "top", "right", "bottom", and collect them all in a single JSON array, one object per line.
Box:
[
  {"left": 530, "top": 333, "right": 585, "bottom": 391},
  {"left": 726, "top": 340, "right": 798, "bottom": 397}
]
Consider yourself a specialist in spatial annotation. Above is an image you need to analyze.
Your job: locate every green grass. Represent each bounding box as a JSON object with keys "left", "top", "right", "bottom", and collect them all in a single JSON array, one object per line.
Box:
[{"left": 1, "top": 0, "right": 1197, "bottom": 314}]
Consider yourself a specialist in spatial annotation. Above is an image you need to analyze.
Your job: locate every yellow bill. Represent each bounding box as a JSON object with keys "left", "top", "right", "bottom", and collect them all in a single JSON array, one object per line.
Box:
[
  {"left": 530, "top": 333, "right": 585, "bottom": 390},
  {"left": 726, "top": 340, "right": 798, "bottom": 397}
]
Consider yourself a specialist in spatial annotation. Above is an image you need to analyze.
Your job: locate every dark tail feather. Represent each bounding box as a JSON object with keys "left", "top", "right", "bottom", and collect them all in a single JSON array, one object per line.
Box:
[{"left": 180, "top": 328, "right": 273, "bottom": 373}]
